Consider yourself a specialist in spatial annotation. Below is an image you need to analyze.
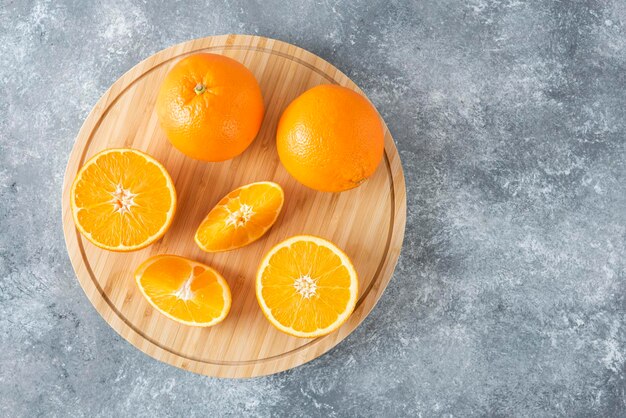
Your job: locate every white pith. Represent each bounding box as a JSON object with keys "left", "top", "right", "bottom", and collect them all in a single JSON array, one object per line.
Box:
[
  {"left": 173, "top": 272, "right": 195, "bottom": 301},
  {"left": 111, "top": 184, "right": 136, "bottom": 214},
  {"left": 226, "top": 203, "right": 255, "bottom": 227},
  {"left": 294, "top": 275, "right": 317, "bottom": 299}
]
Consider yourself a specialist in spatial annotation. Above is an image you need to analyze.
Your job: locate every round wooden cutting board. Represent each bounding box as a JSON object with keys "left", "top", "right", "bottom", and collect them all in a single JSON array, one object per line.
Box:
[{"left": 61, "top": 34, "right": 406, "bottom": 378}]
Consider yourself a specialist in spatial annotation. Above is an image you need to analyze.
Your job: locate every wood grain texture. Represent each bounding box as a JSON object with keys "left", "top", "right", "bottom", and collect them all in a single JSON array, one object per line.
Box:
[{"left": 61, "top": 35, "right": 406, "bottom": 378}]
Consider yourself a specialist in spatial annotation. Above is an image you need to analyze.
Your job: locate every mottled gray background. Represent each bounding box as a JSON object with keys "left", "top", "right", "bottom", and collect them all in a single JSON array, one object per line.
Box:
[{"left": 1, "top": 0, "right": 625, "bottom": 416}]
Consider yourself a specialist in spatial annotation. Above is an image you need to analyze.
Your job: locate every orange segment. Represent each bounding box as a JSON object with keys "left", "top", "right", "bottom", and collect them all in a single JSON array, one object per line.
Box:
[
  {"left": 135, "top": 255, "right": 231, "bottom": 327},
  {"left": 195, "top": 181, "right": 284, "bottom": 252},
  {"left": 256, "top": 235, "right": 359, "bottom": 338},
  {"left": 70, "top": 148, "right": 177, "bottom": 251}
]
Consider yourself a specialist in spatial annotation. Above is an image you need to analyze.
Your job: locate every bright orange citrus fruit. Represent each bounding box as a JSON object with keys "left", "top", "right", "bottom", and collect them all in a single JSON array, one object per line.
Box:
[
  {"left": 276, "top": 84, "right": 384, "bottom": 192},
  {"left": 156, "top": 53, "right": 265, "bottom": 162},
  {"left": 256, "top": 235, "right": 359, "bottom": 338},
  {"left": 70, "top": 148, "right": 177, "bottom": 251},
  {"left": 195, "top": 181, "right": 284, "bottom": 252},
  {"left": 135, "top": 255, "right": 231, "bottom": 327}
]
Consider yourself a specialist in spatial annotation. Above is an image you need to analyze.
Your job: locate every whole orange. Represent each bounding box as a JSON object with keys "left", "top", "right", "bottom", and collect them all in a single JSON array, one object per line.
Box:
[
  {"left": 276, "top": 84, "right": 384, "bottom": 192},
  {"left": 156, "top": 53, "right": 264, "bottom": 162}
]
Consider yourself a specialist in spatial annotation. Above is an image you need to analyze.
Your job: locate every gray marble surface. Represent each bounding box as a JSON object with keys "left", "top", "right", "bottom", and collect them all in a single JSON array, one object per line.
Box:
[{"left": 1, "top": 0, "right": 625, "bottom": 416}]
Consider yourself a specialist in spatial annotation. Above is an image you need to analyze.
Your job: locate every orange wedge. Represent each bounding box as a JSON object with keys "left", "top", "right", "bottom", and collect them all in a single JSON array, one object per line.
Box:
[
  {"left": 70, "top": 148, "right": 177, "bottom": 251},
  {"left": 256, "top": 235, "right": 359, "bottom": 338},
  {"left": 135, "top": 255, "right": 231, "bottom": 327},
  {"left": 195, "top": 181, "right": 284, "bottom": 252}
]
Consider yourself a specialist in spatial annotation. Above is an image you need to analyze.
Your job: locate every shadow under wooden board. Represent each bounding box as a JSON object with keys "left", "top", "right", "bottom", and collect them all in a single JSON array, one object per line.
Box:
[{"left": 61, "top": 34, "right": 406, "bottom": 378}]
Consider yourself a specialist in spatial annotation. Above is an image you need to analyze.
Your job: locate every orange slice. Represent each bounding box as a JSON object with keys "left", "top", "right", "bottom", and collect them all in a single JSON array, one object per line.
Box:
[
  {"left": 195, "top": 181, "right": 284, "bottom": 252},
  {"left": 135, "top": 255, "right": 231, "bottom": 327},
  {"left": 70, "top": 148, "right": 177, "bottom": 251},
  {"left": 256, "top": 235, "right": 359, "bottom": 338}
]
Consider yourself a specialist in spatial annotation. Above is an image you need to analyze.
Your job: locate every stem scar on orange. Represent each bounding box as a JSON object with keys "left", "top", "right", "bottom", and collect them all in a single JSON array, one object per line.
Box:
[
  {"left": 156, "top": 53, "right": 265, "bottom": 162},
  {"left": 276, "top": 84, "right": 385, "bottom": 192}
]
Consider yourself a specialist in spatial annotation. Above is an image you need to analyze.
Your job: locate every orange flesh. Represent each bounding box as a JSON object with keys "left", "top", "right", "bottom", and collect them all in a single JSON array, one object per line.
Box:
[
  {"left": 257, "top": 237, "right": 358, "bottom": 337},
  {"left": 136, "top": 255, "right": 230, "bottom": 325},
  {"left": 195, "top": 182, "right": 283, "bottom": 252},
  {"left": 71, "top": 149, "right": 176, "bottom": 250}
]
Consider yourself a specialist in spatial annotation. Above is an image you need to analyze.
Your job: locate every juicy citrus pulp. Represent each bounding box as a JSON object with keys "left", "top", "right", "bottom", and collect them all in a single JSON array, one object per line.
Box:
[
  {"left": 195, "top": 181, "right": 284, "bottom": 252},
  {"left": 70, "top": 148, "right": 176, "bottom": 251},
  {"left": 256, "top": 235, "right": 359, "bottom": 338},
  {"left": 135, "top": 255, "right": 231, "bottom": 327}
]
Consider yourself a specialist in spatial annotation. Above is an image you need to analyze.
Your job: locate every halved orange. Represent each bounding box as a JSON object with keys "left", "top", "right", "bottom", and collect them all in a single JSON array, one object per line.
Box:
[
  {"left": 70, "top": 148, "right": 177, "bottom": 251},
  {"left": 195, "top": 181, "right": 284, "bottom": 252},
  {"left": 135, "top": 255, "right": 231, "bottom": 327},
  {"left": 256, "top": 235, "right": 359, "bottom": 338}
]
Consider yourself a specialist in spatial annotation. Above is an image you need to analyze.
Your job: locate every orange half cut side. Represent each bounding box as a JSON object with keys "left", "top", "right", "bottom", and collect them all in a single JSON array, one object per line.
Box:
[
  {"left": 70, "top": 148, "right": 177, "bottom": 252},
  {"left": 256, "top": 235, "right": 359, "bottom": 338},
  {"left": 135, "top": 255, "right": 231, "bottom": 327}
]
